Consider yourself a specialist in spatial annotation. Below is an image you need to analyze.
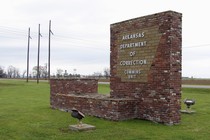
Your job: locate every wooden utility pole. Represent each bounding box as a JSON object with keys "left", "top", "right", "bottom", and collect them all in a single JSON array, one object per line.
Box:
[
  {"left": 48, "top": 20, "right": 53, "bottom": 81},
  {"left": 26, "top": 27, "right": 31, "bottom": 82},
  {"left": 37, "top": 24, "right": 42, "bottom": 84}
]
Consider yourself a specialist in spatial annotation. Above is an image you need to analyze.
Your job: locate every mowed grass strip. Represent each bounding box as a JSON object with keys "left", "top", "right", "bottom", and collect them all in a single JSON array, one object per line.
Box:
[{"left": 0, "top": 79, "right": 210, "bottom": 140}]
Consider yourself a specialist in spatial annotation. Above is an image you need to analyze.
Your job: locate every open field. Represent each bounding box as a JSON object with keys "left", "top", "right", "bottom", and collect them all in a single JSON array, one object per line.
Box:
[{"left": 0, "top": 79, "right": 210, "bottom": 140}]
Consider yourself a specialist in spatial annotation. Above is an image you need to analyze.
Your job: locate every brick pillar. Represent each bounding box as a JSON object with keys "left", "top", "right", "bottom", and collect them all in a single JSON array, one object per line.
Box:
[{"left": 110, "top": 11, "right": 182, "bottom": 124}]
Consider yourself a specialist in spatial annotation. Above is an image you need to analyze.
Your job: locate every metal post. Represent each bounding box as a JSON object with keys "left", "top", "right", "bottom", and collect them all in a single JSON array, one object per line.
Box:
[
  {"left": 37, "top": 24, "right": 41, "bottom": 84},
  {"left": 48, "top": 20, "right": 52, "bottom": 81},
  {"left": 26, "top": 27, "right": 31, "bottom": 82}
]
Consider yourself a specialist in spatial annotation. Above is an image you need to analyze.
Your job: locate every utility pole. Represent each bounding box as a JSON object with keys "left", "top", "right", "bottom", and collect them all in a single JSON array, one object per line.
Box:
[
  {"left": 37, "top": 24, "right": 42, "bottom": 84},
  {"left": 26, "top": 27, "right": 32, "bottom": 82},
  {"left": 48, "top": 20, "right": 53, "bottom": 81}
]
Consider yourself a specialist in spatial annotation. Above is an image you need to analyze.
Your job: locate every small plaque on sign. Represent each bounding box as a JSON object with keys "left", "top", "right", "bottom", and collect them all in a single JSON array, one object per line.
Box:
[{"left": 116, "top": 26, "right": 162, "bottom": 82}]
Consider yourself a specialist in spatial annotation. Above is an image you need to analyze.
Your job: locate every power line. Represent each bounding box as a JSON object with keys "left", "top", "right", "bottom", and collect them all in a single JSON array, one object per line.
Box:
[
  {"left": 183, "top": 44, "right": 210, "bottom": 49},
  {"left": 52, "top": 41, "right": 108, "bottom": 51},
  {"left": 1, "top": 25, "right": 210, "bottom": 50},
  {"left": 0, "top": 25, "right": 27, "bottom": 33},
  {"left": 54, "top": 33, "right": 106, "bottom": 43},
  {"left": 0, "top": 25, "right": 107, "bottom": 45}
]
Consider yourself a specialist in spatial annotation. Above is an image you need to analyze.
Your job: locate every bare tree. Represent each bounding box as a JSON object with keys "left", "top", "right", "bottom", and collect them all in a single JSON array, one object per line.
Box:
[
  {"left": 0, "top": 66, "right": 6, "bottom": 78},
  {"left": 104, "top": 67, "right": 110, "bottom": 79},
  {"left": 7, "top": 65, "right": 14, "bottom": 78},
  {"left": 7, "top": 65, "right": 20, "bottom": 78},
  {"left": 14, "top": 68, "right": 20, "bottom": 78},
  {"left": 56, "top": 69, "right": 63, "bottom": 78},
  {"left": 92, "top": 72, "right": 102, "bottom": 79},
  {"left": 32, "top": 66, "right": 37, "bottom": 78},
  {"left": 41, "top": 63, "right": 48, "bottom": 79},
  {"left": 22, "top": 70, "right": 27, "bottom": 78},
  {"left": 32, "top": 64, "right": 48, "bottom": 79},
  {"left": 39, "top": 66, "right": 46, "bottom": 78}
]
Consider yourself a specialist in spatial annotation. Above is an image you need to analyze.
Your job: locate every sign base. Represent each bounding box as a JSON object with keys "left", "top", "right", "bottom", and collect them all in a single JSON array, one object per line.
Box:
[
  {"left": 180, "top": 110, "right": 196, "bottom": 114},
  {"left": 69, "top": 124, "right": 96, "bottom": 131}
]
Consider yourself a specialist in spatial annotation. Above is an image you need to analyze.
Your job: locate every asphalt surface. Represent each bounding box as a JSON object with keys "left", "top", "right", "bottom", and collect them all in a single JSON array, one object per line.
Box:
[{"left": 182, "top": 85, "right": 210, "bottom": 89}]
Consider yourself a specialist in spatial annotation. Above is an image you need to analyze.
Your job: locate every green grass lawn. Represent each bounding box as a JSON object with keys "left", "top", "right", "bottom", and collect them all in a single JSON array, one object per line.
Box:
[{"left": 0, "top": 79, "right": 210, "bottom": 140}]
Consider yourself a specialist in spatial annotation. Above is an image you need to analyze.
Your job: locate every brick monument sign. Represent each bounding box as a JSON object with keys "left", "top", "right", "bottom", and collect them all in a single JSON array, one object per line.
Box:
[
  {"left": 50, "top": 10, "right": 182, "bottom": 125},
  {"left": 110, "top": 10, "right": 182, "bottom": 124}
]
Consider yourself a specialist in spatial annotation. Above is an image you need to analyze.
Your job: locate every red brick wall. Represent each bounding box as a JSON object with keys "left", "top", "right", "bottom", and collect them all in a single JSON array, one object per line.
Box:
[
  {"left": 50, "top": 93, "right": 138, "bottom": 121},
  {"left": 50, "top": 11, "right": 182, "bottom": 125},
  {"left": 50, "top": 79, "right": 137, "bottom": 120},
  {"left": 110, "top": 11, "right": 182, "bottom": 124},
  {"left": 50, "top": 79, "right": 98, "bottom": 95},
  {"left": 50, "top": 79, "right": 98, "bottom": 108}
]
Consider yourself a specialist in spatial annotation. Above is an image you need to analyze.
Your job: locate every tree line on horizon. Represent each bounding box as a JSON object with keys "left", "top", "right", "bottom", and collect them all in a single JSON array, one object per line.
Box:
[{"left": 0, "top": 65, "right": 110, "bottom": 79}]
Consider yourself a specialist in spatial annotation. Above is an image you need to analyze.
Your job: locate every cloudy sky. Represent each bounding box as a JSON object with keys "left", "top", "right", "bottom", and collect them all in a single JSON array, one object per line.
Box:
[{"left": 0, "top": 0, "right": 210, "bottom": 78}]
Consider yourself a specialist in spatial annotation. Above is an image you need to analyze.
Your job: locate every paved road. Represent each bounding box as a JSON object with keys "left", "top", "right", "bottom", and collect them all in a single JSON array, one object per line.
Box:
[
  {"left": 99, "top": 82, "right": 210, "bottom": 89},
  {"left": 182, "top": 85, "right": 210, "bottom": 89},
  {"left": 98, "top": 82, "right": 110, "bottom": 84}
]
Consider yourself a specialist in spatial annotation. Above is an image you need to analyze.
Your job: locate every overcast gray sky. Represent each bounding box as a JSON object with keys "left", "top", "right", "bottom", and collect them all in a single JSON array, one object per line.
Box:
[{"left": 0, "top": 0, "right": 210, "bottom": 78}]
